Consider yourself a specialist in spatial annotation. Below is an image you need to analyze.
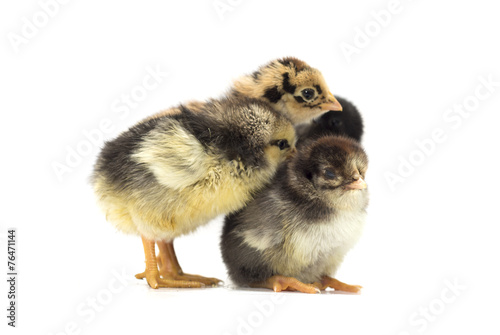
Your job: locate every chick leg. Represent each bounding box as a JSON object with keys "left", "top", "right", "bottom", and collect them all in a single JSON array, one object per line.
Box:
[
  {"left": 156, "top": 240, "right": 222, "bottom": 287},
  {"left": 135, "top": 236, "right": 204, "bottom": 289},
  {"left": 250, "top": 275, "right": 320, "bottom": 294},
  {"left": 313, "top": 276, "right": 362, "bottom": 293}
]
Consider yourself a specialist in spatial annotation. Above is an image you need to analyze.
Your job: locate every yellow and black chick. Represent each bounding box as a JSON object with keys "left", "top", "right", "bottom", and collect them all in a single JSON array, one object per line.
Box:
[
  {"left": 296, "top": 96, "right": 364, "bottom": 144},
  {"left": 231, "top": 57, "right": 342, "bottom": 125},
  {"left": 220, "top": 135, "right": 368, "bottom": 293},
  {"left": 92, "top": 96, "right": 296, "bottom": 289}
]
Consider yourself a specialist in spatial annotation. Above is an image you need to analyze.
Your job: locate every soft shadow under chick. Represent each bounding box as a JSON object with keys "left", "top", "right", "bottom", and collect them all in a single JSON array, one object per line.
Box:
[
  {"left": 296, "top": 96, "right": 364, "bottom": 144},
  {"left": 221, "top": 135, "right": 368, "bottom": 293},
  {"left": 92, "top": 96, "right": 296, "bottom": 289}
]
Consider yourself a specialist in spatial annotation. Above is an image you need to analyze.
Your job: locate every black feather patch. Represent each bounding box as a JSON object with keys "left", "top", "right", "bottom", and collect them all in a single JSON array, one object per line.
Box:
[
  {"left": 277, "top": 57, "right": 307, "bottom": 73},
  {"left": 263, "top": 86, "right": 283, "bottom": 103},
  {"left": 92, "top": 118, "right": 159, "bottom": 191},
  {"left": 251, "top": 71, "right": 260, "bottom": 80},
  {"left": 294, "top": 96, "right": 305, "bottom": 103},
  {"left": 314, "top": 85, "right": 322, "bottom": 95},
  {"left": 296, "top": 96, "right": 364, "bottom": 142},
  {"left": 282, "top": 73, "right": 296, "bottom": 94},
  {"left": 177, "top": 97, "right": 280, "bottom": 170},
  {"left": 278, "top": 58, "right": 298, "bottom": 73}
]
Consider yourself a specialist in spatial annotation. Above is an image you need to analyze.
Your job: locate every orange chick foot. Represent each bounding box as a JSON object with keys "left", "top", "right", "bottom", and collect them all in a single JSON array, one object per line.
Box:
[
  {"left": 136, "top": 270, "right": 205, "bottom": 289},
  {"left": 163, "top": 272, "right": 222, "bottom": 287},
  {"left": 155, "top": 254, "right": 222, "bottom": 287},
  {"left": 251, "top": 275, "right": 320, "bottom": 294},
  {"left": 315, "top": 276, "right": 362, "bottom": 293}
]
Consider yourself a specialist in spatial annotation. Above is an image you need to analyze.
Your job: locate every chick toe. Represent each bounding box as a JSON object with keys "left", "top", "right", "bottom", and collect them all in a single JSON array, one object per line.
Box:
[
  {"left": 162, "top": 272, "right": 221, "bottom": 287},
  {"left": 250, "top": 275, "right": 319, "bottom": 294},
  {"left": 138, "top": 236, "right": 205, "bottom": 289},
  {"left": 319, "top": 276, "right": 362, "bottom": 293},
  {"left": 156, "top": 240, "right": 222, "bottom": 287},
  {"left": 146, "top": 273, "right": 205, "bottom": 289},
  {"left": 135, "top": 269, "right": 208, "bottom": 288}
]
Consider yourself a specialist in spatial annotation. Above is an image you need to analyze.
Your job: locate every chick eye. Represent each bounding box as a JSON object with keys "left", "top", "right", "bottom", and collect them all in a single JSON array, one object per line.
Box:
[
  {"left": 301, "top": 88, "right": 315, "bottom": 100},
  {"left": 274, "top": 139, "right": 290, "bottom": 150},
  {"left": 324, "top": 169, "right": 336, "bottom": 180}
]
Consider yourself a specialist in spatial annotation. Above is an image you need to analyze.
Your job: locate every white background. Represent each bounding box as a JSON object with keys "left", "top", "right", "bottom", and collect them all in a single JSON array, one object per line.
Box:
[{"left": 1, "top": 0, "right": 499, "bottom": 334}]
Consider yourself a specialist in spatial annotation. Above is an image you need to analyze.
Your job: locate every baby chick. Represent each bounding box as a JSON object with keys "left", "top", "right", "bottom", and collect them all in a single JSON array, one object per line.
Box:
[
  {"left": 296, "top": 96, "right": 364, "bottom": 143},
  {"left": 220, "top": 135, "right": 368, "bottom": 293},
  {"left": 92, "top": 96, "right": 296, "bottom": 289},
  {"left": 147, "top": 57, "right": 342, "bottom": 126},
  {"left": 231, "top": 57, "right": 343, "bottom": 125}
]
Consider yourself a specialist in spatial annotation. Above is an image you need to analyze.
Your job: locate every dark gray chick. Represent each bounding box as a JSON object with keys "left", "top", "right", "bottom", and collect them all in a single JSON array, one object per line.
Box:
[{"left": 221, "top": 135, "right": 369, "bottom": 293}]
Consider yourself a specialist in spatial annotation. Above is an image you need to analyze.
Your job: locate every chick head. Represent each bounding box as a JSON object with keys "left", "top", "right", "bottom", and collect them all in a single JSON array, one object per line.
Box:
[
  {"left": 232, "top": 57, "right": 342, "bottom": 125},
  {"left": 298, "top": 97, "right": 364, "bottom": 144},
  {"left": 293, "top": 135, "right": 368, "bottom": 209},
  {"left": 201, "top": 96, "right": 297, "bottom": 170}
]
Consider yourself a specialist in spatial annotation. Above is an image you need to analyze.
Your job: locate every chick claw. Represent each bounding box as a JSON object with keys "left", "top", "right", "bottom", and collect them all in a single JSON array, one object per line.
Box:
[
  {"left": 251, "top": 275, "right": 320, "bottom": 294},
  {"left": 313, "top": 276, "right": 362, "bottom": 293},
  {"left": 136, "top": 270, "right": 205, "bottom": 289}
]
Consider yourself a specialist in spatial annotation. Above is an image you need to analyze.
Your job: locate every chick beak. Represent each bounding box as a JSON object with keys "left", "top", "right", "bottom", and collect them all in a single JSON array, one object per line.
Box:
[
  {"left": 345, "top": 177, "right": 367, "bottom": 190},
  {"left": 319, "top": 92, "right": 342, "bottom": 112}
]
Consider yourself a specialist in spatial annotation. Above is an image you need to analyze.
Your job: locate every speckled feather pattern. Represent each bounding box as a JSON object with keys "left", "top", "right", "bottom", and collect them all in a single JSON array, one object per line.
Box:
[{"left": 232, "top": 57, "right": 337, "bottom": 125}]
